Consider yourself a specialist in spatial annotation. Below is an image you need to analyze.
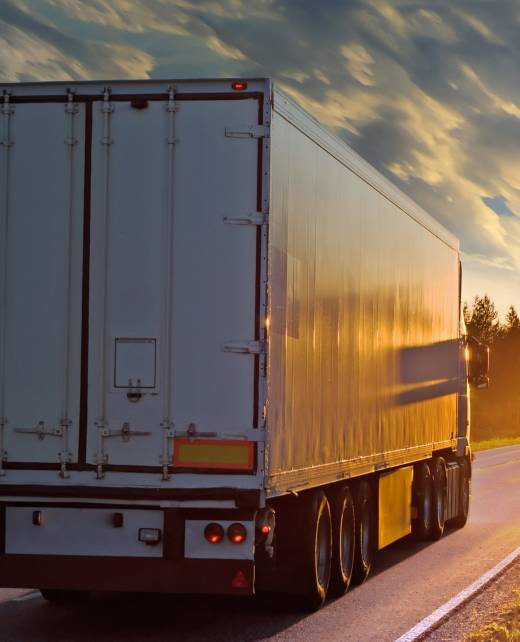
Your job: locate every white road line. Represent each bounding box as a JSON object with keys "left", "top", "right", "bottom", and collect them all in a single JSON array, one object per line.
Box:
[
  {"left": 13, "top": 591, "right": 41, "bottom": 602},
  {"left": 394, "top": 545, "right": 520, "bottom": 642}
]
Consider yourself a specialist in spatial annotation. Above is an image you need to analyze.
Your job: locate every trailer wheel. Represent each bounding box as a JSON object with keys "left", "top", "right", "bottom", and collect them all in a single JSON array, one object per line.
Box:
[
  {"left": 452, "top": 458, "right": 470, "bottom": 529},
  {"left": 40, "top": 589, "right": 90, "bottom": 604},
  {"left": 328, "top": 484, "right": 355, "bottom": 597},
  {"left": 430, "top": 457, "right": 447, "bottom": 540},
  {"left": 351, "top": 481, "right": 375, "bottom": 585},
  {"left": 296, "top": 490, "right": 332, "bottom": 611},
  {"left": 412, "top": 462, "right": 433, "bottom": 539}
]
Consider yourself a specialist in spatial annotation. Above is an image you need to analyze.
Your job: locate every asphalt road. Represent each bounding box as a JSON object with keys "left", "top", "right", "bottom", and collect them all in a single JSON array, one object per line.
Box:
[{"left": 1, "top": 445, "right": 519, "bottom": 642}]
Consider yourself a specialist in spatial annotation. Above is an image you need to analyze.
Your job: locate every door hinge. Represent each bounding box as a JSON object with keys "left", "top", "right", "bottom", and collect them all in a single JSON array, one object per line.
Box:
[
  {"left": 223, "top": 211, "right": 267, "bottom": 226},
  {"left": 225, "top": 125, "right": 270, "bottom": 139},
  {"left": 222, "top": 340, "right": 265, "bottom": 355}
]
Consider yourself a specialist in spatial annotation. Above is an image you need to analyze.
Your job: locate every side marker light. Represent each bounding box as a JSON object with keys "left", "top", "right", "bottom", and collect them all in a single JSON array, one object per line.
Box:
[{"left": 231, "top": 81, "right": 248, "bottom": 91}]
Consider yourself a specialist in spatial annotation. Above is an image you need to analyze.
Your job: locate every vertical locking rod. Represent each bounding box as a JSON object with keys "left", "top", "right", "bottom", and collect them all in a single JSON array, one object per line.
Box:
[
  {"left": 0, "top": 91, "right": 13, "bottom": 476},
  {"left": 59, "top": 90, "right": 78, "bottom": 479},
  {"left": 160, "top": 86, "right": 177, "bottom": 480},
  {"left": 95, "top": 88, "right": 114, "bottom": 479}
]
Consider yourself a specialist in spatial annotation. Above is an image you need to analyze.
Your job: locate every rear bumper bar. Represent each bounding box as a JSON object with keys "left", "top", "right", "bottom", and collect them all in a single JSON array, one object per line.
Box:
[
  {"left": 0, "top": 555, "right": 254, "bottom": 595},
  {"left": 0, "top": 484, "right": 260, "bottom": 508}
]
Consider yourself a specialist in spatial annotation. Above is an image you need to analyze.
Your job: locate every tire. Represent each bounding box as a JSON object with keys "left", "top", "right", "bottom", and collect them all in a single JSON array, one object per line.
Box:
[
  {"left": 295, "top": 490, "right": 332, "bottom": 611},
  {"left": 411, "top": 462, "right": 433, "bottom": 540},
  {"left": 40, "top": 589, "right": 90, "bottom": 604},
  {"left": 430, "top": 457, "right": 447, "bottom": 541},
  {"left": 328, "top": 484, "right": 355, "bottom": 597},
  {"left": 452, "top": 458, "right": 470, "bottom": 529},
  {"left": 351, "top": 480, "right": 375, "bottom": 585}
]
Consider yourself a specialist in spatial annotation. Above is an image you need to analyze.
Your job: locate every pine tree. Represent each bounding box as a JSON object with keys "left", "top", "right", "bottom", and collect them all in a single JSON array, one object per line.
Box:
[
  {"left": 505, "top": 304, "right": 520, "bottom": 335},
  {"left": 467, "top": 294, "right": 500, "bottom": 344}
]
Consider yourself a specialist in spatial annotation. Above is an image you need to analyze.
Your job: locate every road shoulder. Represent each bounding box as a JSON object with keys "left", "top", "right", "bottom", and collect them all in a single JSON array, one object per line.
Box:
[{"left": 425, "top": 559, "right": 520, "bottom": 641}]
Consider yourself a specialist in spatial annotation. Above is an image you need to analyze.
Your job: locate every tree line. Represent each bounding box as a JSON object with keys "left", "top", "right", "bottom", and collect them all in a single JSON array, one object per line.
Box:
[
  {"left": 465, "top": 295, "right": 520, "bottom": 442},
  {"left": 463, "top": 295, "right": 520, "bottom": 344}
]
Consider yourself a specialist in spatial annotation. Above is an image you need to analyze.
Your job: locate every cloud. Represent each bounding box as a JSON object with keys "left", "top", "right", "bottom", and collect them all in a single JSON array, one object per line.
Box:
[
  {"left": 453, "top": 9, "right": 505, "bottom": 46},
  {"left": 460, "top": 63, "right": 520, "bottom": 119},
  {"left": 0, "top": 1, "right": 154, "bottom": 80},
  {"left": 341, "top": 43, "right": 376, "bottom": 86},
  {"left": 43, "top": 0, "right": 279, "bottom": 63},
  {"left": 205, "top": 34, "right": 246, "bottom": 60}
]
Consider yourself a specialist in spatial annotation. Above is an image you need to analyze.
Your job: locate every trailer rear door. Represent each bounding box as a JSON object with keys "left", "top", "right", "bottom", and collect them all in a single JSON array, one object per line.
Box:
[
  {"left": 0, "top": 88, "right": 262, "bottom": 473},
  {"left": 86, "top": 93, "right": 260, "bottom": 469},
  {"left": 0, "top": 97, "right": 85, "bottom": 467}
]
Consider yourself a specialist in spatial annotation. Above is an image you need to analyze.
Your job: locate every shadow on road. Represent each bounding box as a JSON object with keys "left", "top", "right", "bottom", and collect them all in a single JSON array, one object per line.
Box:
[{"left": 370, "top": 528, "right": 459, "bottom": 578}]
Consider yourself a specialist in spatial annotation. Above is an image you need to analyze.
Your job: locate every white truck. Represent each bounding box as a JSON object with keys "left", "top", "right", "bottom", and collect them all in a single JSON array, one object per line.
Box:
[{"left": 0, "top": 78, "right": 488, "bottom": 610}]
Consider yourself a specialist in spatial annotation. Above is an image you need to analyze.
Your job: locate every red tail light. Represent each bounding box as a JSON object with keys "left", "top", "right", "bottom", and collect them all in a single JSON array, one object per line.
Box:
[
  {"left": 227, "top": 522, "right": 247, "bottom": 544},
  {"left": 204, "top": 522, "right": 224, "bottom": 544},
  {"left": 260, "top": 525, "right": 271, "bottom": 535}
]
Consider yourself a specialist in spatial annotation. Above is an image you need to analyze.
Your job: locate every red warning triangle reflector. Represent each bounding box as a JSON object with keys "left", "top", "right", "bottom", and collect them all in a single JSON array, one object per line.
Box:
[{"left": 231, "top": 570, "right": 249, "bottom": 589}]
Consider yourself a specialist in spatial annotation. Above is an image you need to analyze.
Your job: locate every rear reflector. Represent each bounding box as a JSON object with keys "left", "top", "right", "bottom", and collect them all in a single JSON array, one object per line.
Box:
[
  {"left": 231, "top": 570, "right": 249, "bottom": 589},
  {"left": 173, "top": 438, "right": 255, "bottom": 471}
]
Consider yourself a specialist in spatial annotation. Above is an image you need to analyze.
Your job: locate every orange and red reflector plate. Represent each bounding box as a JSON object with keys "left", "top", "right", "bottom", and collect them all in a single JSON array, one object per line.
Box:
[{"left": 173, "top": 438, "right": 255, "bottom": 471}]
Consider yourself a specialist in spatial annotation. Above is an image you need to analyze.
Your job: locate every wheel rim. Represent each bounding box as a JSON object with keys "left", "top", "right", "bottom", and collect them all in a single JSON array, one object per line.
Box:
[
  {"left": 341, "top": 505, "right": 353, "bottom": 576},
  {"left": 316, "top": 512, "right": 330, "bottom": 588},
  {"left": 360, "top": 500, "right": 370, "bottom": 562}
]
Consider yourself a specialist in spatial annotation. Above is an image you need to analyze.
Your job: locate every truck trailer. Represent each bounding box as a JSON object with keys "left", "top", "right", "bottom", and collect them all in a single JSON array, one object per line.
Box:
[{"left": 0, "top": 78, "right": 488, "bottom": 610}]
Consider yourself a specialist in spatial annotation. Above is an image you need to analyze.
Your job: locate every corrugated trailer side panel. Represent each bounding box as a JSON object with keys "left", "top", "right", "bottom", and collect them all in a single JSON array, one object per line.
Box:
[{"left": 266, "top": 89, "right": 460, "bottom": 495}]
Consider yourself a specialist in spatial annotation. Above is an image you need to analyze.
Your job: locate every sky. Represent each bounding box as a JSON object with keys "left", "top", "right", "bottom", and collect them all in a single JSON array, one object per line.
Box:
[{"left": 1, "top": 0, "right": 519, "bottom": 320}]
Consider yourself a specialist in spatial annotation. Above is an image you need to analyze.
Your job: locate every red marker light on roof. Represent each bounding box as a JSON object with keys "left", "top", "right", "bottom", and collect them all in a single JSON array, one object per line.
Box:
[{"left": 232, "top": 81, "right": 248, "bottom": 91}]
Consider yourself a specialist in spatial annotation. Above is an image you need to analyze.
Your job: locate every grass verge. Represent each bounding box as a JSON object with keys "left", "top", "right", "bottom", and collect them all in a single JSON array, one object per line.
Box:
[
  {"left": 471, "top": 437, "right": 520, "bottom": 452},
  {"left": 465, "top": 590, "right": 520, "bottom": 641}
]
